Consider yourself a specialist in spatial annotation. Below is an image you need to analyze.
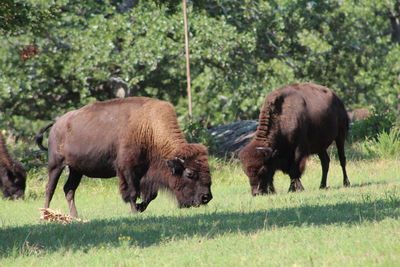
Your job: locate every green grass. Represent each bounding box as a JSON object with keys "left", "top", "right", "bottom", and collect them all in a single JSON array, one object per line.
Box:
[{"left": 1, "top": 158, "right": 399, "bottom": 266}]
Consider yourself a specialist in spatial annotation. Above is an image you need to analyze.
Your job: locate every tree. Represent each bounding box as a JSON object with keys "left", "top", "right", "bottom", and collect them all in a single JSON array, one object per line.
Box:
[
  {"left": 0, "top": 0, "right": 58, "bottom": 35},
  {"left": 0, "top": 0, "right": 399, "bottom": 137}
]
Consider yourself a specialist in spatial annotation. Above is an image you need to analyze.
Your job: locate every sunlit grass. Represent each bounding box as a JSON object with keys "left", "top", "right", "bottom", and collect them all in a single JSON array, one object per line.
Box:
[{"left": 0, "top": 157, "right": 399, "bottom": 266}]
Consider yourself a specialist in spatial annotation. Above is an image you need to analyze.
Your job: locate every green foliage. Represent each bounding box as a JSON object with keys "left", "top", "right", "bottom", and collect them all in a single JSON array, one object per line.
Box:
[
  {"left": 1, "top": 0, "right": 400, "bottom": 138},
  {"left": 181, "top": 118, "right": 218, "bottom": 152},
  {"left": 0, "top": 0, "right": 59, "bottom": 35},
  {"left": 24, "top": 168, "right": 48, "bottom": 200},
  {"left": 357, "top": 128, "right": 400, "bottom": 159},
  {"left": 349, "top": 109, "right": 397, "bottom": 142}
]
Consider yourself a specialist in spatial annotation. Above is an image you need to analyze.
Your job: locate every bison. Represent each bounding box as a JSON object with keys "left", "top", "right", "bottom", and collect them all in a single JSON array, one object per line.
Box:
[
  {"left": 239, "top": 82, "right": 350, "bottom": 195},
  {"left": 0, "top": 133, "right": 26, "bottom": 199},
  {"left": 347, "top": 108, "right": 370, "bottom": 123},
  {"left": 36, "top": 97, "right": 212, "bottom": 217}
]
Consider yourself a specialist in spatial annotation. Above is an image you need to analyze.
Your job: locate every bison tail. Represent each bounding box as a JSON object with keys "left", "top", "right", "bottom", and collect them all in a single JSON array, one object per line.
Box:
[{"left": 35, "top": 122, "right": 54, "bottom": 151}]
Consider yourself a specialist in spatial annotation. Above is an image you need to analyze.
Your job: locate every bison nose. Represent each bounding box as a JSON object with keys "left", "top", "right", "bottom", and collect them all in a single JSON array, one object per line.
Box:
[{"left": 201, "top": 193, "right": 212, "bottom": 204}]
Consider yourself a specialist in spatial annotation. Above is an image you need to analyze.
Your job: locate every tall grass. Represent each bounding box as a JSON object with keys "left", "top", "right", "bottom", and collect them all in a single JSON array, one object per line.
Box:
[{"left": 356, "top": 128, "right": 400, "bottom": 159}]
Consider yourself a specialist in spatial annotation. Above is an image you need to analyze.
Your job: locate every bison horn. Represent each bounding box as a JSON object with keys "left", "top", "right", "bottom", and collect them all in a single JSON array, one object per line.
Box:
[
  {"left": 256, "top": 146, "right": 271, "bottom": 152},
  {"left": 175, "top": 157, "right": 185, "bottom": 164}
]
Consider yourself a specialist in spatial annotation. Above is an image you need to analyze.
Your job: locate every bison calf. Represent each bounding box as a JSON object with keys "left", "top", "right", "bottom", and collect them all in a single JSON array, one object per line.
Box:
[
  {"left": 0, "top": 133, "right": 26, "bottom": 199},
  {"left": 239, "top": 83, "right": 350, "bottom": 195},
  {"left": 36, "top": 97, "right": 212, "bottom": 217}
]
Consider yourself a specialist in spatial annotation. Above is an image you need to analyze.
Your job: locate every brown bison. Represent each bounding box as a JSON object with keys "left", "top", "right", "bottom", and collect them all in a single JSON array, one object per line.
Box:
[
  {"left": 239, "top": 83, "right": 350, "bottom": 195},
  {"left": 347, "top": 108, "right": 370, "bottom": 123},
  {"left": 0, "top": 133, "right": 26, "bottom": 199},
  {"left": 36, "top": 97, "right": 212, "bottom": 217}
]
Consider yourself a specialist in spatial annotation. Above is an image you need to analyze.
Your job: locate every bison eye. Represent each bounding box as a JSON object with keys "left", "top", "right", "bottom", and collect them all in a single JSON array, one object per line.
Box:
[{"left": 183, "top": 169, "right": 196, "bottom": 179}]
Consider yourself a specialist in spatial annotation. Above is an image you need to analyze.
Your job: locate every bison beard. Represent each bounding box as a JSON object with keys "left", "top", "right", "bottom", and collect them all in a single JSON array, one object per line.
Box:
[
  {"left": 36, "top": 97, "right": 212, "bottom": 217},
  {"left": 0, "top": 133, "right": 26, "bottom": 199},
  {"left": 239, "top": 82, "right": 350, "bottom": 195}
]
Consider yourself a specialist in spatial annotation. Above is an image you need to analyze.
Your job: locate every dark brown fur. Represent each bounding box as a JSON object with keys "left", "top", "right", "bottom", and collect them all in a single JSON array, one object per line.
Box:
[
  {"left": 36, "top": 97, "right": 212, "bottom": 217},
  {"left": 0, "top": 133, "right": 26, "bottom": 199},
  {"left": 239, "top": 83, "right": 350, "bottom": 195}
]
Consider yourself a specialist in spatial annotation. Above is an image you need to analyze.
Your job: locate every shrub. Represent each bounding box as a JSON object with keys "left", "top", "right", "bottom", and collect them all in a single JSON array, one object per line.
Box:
[
  {"left": 348, "top": 108, "right": 396, "bottom": 142},
  {"left": 181, "top": 118, "right": 218, "bottom": 151},
  {"left": 356, "top": 127, "right": 400, "bottom": 159}
]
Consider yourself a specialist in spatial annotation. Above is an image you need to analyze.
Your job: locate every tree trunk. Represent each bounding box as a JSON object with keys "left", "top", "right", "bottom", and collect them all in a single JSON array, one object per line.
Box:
[
  {"left": 390, "top": 14, "right": 400, "bottom": 43},
  {"left": 117, "top": 0, "right": 139, "bottom": 13},
  {"left": 390, "top": 2, "right": 400, "bottom": 43}
]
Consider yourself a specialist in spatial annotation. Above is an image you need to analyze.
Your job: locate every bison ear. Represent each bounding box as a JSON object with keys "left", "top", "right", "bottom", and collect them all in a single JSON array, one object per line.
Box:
[
  {"left": 167, "top": 157, "right": 185, "bottom": 175},
  {"left": 255, "top": 146, "right": 276, "bottom": 159}
]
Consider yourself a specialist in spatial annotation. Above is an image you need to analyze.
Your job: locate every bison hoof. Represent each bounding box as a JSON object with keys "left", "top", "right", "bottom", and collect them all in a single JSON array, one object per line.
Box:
[
  {"left": 288, "top": 181, "right": 304, "bottom": 192},
  {"left": 344, "top": 181, "right": 351, "bottom": 187},
  {"left": 136, "top": 203, "right": 147, "bottom": 213}
]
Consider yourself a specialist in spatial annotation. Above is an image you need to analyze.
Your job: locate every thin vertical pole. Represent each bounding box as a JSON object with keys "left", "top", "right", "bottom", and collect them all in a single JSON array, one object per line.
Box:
[{"left": 182, "top": 0, "right": 192, "bottom": 117}]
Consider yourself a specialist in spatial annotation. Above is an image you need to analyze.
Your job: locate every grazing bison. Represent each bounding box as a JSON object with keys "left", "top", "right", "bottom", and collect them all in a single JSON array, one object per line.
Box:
[
  {"left": 239, "top": 82, "right": 350, "bottom": 195},
  {"left": 36, "top": 97, "right": 212, "bottom": 217},
  {"left": 0, "top": 133, "right": 26, "bottom": 199},
  {"left": 347, "top": 108, "right": 370, "bottom": 123}
]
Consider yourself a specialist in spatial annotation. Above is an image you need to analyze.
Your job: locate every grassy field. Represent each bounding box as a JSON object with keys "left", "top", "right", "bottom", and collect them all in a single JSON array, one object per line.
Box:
[{"left": 1, "top": 157, "right": 399, "bottom": 266}]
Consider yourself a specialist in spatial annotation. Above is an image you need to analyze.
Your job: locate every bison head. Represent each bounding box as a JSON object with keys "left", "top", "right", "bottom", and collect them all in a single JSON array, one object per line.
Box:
[
  {"left": 239, "top": 142, "right": 276, "bottom": 196},
  {"left": 166, "top": 144, "right": 212, "bottom": 208},
  {"left": 0, "top": 163, "right": 26, "bottom": 200}
]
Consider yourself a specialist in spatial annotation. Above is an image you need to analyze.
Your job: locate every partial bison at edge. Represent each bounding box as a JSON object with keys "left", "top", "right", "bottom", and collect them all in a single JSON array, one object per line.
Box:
[
  {"left": 0, "top": 133, "right": 26, "bottom": 199},
  {"left": 36, "top": 97, "right": 212, "bottom": 217},
  {"left": 239, "top": 82, "right": 350, "bottom": 196}
]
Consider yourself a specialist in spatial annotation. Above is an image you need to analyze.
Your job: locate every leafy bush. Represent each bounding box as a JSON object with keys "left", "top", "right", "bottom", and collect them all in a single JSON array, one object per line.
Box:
[
  {"left": 181, "top": 118, "right": 218, "bottom": 151},
  {"left": 2, "top": 0, "right": 400, "bottom": 136},
  {"left": 356, "top": 127, "right": 400, "bottom": 159},
  {"left": 348, "top": 109, "right": 396, "bottom": 142}
]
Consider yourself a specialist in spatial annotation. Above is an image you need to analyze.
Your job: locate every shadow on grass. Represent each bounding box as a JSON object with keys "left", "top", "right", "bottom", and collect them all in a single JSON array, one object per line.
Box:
[
  {"left": 328, "top": 180, "right": 390, "bottom": 190},
  {"left": 1, "top": 197, "right": 399, "bottom": 257},
  {"left": 0, "top": 199, "right": 400, "bottom": 257}
]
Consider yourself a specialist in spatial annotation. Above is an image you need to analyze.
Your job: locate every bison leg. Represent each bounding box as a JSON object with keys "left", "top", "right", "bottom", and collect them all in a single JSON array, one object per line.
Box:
[
  {"left": 288, "top": 179, "right": 304, "bottom": 192},
  {"left": 336, "top": 137, "right": 350, "bottom": 187},
  {"left": 116, "top": 147, "right": 147, "bottom": 214},
  {"left": 117, "top": 168, "right": 141, "bottom": 214},
  {"left": 137, "top": 192, "right": 158, "bottom": 212},
  {"left": 318, "top": 151, "right": 330, "bottom": 189},
  {"left": 288, "top": 150, "right": 306, "bottom": 192},
  {"left": 257, "top": 168, "right": 276, "bottom": 195},
  {"left": 63, "top": 167, "right": 83, "bottom": 217},
  {"left": 44, "top": 164, "right": 65, "bottom": 209}
]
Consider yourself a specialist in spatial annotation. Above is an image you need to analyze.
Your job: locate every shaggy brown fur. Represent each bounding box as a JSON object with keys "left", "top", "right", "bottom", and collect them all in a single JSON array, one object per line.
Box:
[
  {"left": 0, "top": 133, "right": 26, "bottom": 199},
  {"left": 36, "top": 97, "right": 212, "bottom": 217},
  {"left": 239, "top": 83, "right": 350, "bottom": 195}
]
